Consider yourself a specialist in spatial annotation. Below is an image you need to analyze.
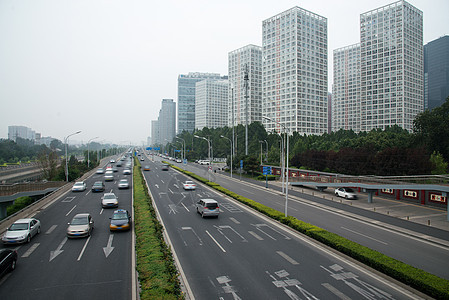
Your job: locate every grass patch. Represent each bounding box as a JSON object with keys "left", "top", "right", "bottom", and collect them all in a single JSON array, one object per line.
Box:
[{"left": 133, "top": 158, "right": 182, "bottom": 299}]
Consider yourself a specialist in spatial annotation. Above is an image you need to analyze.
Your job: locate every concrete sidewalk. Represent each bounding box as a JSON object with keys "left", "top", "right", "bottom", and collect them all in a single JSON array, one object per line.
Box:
[{"left": 271, "top": 179, "right": 449, "bottom": 232}]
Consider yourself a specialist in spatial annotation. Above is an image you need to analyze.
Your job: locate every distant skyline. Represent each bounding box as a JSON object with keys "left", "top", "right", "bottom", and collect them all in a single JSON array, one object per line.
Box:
[{"left": 1, "top": 0, "right": 447, "bottom": 144}]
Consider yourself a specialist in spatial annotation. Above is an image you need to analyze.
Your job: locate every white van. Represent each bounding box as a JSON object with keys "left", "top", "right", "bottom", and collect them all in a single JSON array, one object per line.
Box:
[{"left": 198, "top": 160, "right": 210, "bottom": 165}]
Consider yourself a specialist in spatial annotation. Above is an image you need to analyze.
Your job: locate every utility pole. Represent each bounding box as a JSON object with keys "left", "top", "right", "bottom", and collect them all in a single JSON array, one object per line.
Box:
[{"left": 244, "top": 63, "right": 249, "bottom": 156}]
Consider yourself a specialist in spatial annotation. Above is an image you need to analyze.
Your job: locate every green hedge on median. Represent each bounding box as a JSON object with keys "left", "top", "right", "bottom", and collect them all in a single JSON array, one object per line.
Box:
[
  {"left": 133, "top": 159, "right": 182, "bottom": 299},
  {"left": 168, "top": 162, "right": 449, "bottom": 299}
]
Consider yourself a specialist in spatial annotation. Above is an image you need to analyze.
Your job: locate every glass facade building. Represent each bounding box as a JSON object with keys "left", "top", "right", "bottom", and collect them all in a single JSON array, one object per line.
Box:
[
  {"left": 177, "top": 72, "right": 221, "bottom": 133},
  {"left": 228, "top": 45, "right": 262, "bottom": 127},
  {"left": 424, "top": 35, "right": 449, "bottom": 110},
  {"left": 158, "top": 99, "right": 176, "bottom": 144},
  {"left": 262, "top": 7, "right": 328, "bottom": 135}
]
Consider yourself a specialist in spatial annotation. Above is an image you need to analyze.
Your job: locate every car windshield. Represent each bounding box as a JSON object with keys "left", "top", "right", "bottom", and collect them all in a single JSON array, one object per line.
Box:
[
  {"left": 112, "top": 212, "right": 128, "bottom": 220},
  {"left": 346, "top": 188, "right": 355, "bottom": 193},
  {"left": 74, "top": 182, "right": 83, "bottom": 186},
  {"left": 120, "top": 180, "right": 128, "bottom": 184},
  {"left": 185, "top": 181, "right": 194, "bottom": 184},
  {"left": 94, "top": 182, "right": 102, "bottom": 186},
  {"left": 9, "top": 223, "right": 29, "bottom": 231},
  {"left": 71, "top": 217, "right": 88, "bottom": 225},
  {"left": 104, "top": 194, "right": 116, "bottom": 200}
]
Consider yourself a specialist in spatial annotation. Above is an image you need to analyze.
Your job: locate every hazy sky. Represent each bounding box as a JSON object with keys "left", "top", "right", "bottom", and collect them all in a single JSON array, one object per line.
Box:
[{"left": 1, "top": 0, "right": 447, "bottom": 145}]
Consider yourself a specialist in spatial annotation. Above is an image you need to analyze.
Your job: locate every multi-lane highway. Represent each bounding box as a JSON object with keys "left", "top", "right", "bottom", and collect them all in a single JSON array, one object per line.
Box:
[
  {"left": 178, "top": 159, "right": 449, "bottom": 281},
  {"left": 141, "top": 154, "right": 424, "bottom": 299},
  {"left": 0, "top": 156, "right": 133, "bottom": 299}
]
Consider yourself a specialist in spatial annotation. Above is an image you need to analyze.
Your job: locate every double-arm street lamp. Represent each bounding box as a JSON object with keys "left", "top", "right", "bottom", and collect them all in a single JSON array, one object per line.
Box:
[
  {"left": 87, "top": 136, "right": 99, "bottom": 168},
  {"left": 263, "top": 116, "right": 290, "bottom": 217},
  {"left": 65, "top": 130, "right": 81, "bottom": 182},
  {"left": 220, "top": 135, "right": 233, "bottom": 178},
  {"left": 194, "top": 135, "right": 211, "bottom": 163}
]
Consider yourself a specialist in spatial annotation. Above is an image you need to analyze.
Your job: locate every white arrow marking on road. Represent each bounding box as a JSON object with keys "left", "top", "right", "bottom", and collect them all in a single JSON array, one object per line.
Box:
[
  {"left": 49, "top": 237, "right": 67, "bottom": 262},
  {"left": 174, "top": 184, "right": 179, "bottom": 189},
  {"left": 155, "top": 184, "right": 159, "bottom": 188},
  {"left": 103, "top": 234, "right": 115, "bottom": 258}
]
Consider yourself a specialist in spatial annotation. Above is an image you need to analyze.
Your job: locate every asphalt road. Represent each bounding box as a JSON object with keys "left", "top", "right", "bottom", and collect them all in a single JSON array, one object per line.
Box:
[
  {"left": 142, "top": 155, "right": 424, "bottom": 299},
  {"left": 0, "top": 156, "right": 133, "bottom": 300},
  {"left": 180, "top": 161, "right": 449, "bottom": 281}
]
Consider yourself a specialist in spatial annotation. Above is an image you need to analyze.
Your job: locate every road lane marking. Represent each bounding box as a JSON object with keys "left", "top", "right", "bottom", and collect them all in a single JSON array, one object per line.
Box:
[
  {"left": 276, "top": 251, "right": 299, "bottom": 265},
  {"left": 321, "top": 283, "right": 351, "bottom": 300},
  {"left": 77, "top": 236, "right": 91, "bottom": 261},
  {"left": 160, "top": 180, "right": 165, "bottom": 184},
  {"left": 181, "top": 202, "right": 190, "bottom": 212},
  {"left": 49, "top": 237, "right": 67, "bottom": 262},
  {"left": 45, "top": 225, "right": 57, "bottom": 234},
  {"left": 22, "top": 243, "right": 40, "bottom": 258},
  {"left": 206, "top": 230, "right": 226, "bottom": 252},
  {"left": 103, "top": 234, "right": 115, "bottom": 258},
  {"left": 241, "top": 188, "right": 254, "bottom": 195},
  {"left": 169, "top": 188, "right": 174, "bottom": 194},
  {"left": 341, "top": 227, "right": 388, "bottom": 245},
  {"left": 65, "top": 205, "right": 77, "bottom": 216},
  {"left": 100, "top": 208, "right": 104, "bottom": 215},
  {"left": 62, "top": 197, "right": 75, "bottom": 203},
  {"left": 229, "top": 217, "right": 240, "bottom": 224},
  {"left": 248, "top": 231, "right": 264, "bottom": 240}
]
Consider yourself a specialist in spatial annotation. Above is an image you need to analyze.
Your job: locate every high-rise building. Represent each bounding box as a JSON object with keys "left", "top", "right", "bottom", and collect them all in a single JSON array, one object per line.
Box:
[
  {"left": 8, "top": 125, "right": 36, "bottom": 142},
  {"left": 195, "top": 79, "right": 229, "bottom": 130},
  {"left": 158, "top": 99, "right": 176, "bottom": 144},
  {"left": 360, "top": 0, "right": 423, "bottom": 132},
  {"left": 151, "top": 120, "right": 159, "bottom": 146},
  {"left": 332, "top": 44, "right": 361, "bottom": 132},
  {"left": 228, "top": 44, "right": 263, "bottom": 127},
  {"left": 424, "top": 35, "right": 449, "bottom": 110},
  {"left": 177, "top": 72, "right": 222, "bottom": 133},
  {"left": 262, "top": 7, "right": 328, "bottom": 135}
]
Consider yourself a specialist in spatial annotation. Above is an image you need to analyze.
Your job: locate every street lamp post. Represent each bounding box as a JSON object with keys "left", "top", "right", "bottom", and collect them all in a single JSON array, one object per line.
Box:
[
  {"left": 87, "top": 136, "right": 99, "bottom": 168},
  {"left": 220, "top": 135, "right": 233, "bottom": 178},
  {"left": 176, "top": 137, "right": 186, "bottom": 162},
  {"left": 263, "top": 116, "right": 289, "bottom": 217},
  {"left": 259, "top": 141, "right": 263, "bottom": 165},
  {"left": 65, "top": 131, "right": 81, "bottom": 182},
  {"left": 193, "top": 135, "right": 211, "bottom": 162},
  {"left": 264, "top": 140, "right": 268, "bottom": 162}
]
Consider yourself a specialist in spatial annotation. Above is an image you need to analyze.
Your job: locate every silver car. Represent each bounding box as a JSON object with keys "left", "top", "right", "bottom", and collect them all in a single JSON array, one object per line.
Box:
[
  {"left": 102, "top": 192, "right": 119, "bottom": 208},
  {"left": 118, "top": 179, "right": 129, "bottom": 189},
  {"left": 71, "top": 181, "right": 87, "bottom": 192},
  {"left": 196, "top": 199, "right": 219, "bottom": 218},
  {"left": 2, "top": 218, "right": 41, "bottom": 244},
  {"left": 67, "top": 213, "right": 94, "bottom": 238}
]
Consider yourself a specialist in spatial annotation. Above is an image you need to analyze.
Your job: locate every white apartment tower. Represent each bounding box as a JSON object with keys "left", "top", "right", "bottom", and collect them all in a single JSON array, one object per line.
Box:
[
  {"left": 262, "top": 7, "right": 328, "bottom": 135},
  {"left": 228, "top": 44, "right": 262, "bottom": 127},
  {"left": 332, "top": 44, "right": 361, "bottom": 132},
  {"left": 195, "top": 79, "right": 229, "bottom": 130},
  {"left": 360, "top": 0, "right": 423, "bottom": 132}
]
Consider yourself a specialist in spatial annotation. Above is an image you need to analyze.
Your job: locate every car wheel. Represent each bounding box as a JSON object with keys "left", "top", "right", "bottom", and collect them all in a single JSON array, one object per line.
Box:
[
  {"left": 345, "top": 195, "right": 348, "bottom": 199},
  {"left": 26, "top": 235, "right": 31, "bottom": 243},
  {"left": 10, "top": 259, "right": 17, "bottom": 271}
]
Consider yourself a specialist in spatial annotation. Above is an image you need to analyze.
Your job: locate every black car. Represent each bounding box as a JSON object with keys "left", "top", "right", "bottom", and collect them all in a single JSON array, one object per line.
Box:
[
  {"left": 91, "top": 181, "right": 105, "bottom": 193},
  {"left": 0, "top": 249, "right": 17, "bottom": 278}
]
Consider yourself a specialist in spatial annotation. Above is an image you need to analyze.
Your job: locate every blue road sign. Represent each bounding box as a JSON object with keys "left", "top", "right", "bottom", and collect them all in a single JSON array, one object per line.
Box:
[
  {"left": 240, "top": 160, "right": 243, "bottom": 169},
  {"left": 262, "top": 166, "right": 272, "bottom": 175},
  {"left": 146, "top": 147, "right": 152, "bottom": 150}
]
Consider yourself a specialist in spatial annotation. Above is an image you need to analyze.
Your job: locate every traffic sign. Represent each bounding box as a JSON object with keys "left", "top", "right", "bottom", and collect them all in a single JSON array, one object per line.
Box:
[
  {"left": 262, "top": 166, "right": 272, "bottom": 175},
  {"left": 240, "top": 160, "right": 243, "bottom": 169}
]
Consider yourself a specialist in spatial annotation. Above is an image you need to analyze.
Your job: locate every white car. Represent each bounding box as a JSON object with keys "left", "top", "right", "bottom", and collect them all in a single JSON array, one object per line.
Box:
[
  {"left": 104, "top": 171, "right": 114, "bottom": 182},
  {"left": 182, "top": 181, "right": 196, "bottom": 190},
  {"left": 102, "top": 192, "right": 119, "bottom": 208},
  {"left": 123, "top": 168, "right": 131, "bottom": 175},
  {"left": 118, "top": 179, "right": 129, "bottom": 189},
  {"left": 335, "top": 187, "right": 358, "bottom": 199},
  {"left": 71, "top": 181, "right": 87, "bottom": 192},
  {"left": 2, "top": 218, "right": 41, "bottom": 244},
  {"left": 196, "top": 199, "right": 219, "bottom": 218}
]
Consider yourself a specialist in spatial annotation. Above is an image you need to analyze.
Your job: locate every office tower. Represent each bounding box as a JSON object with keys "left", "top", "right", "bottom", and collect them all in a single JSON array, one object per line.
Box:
[
  {"left": 151, "top": 120, "right": 159, "bottom": 146},
  {"left": 424, "top": 35, "right": 449, "bottom": 110},
  {"left": 262, "top": 7, "right": 328, "bottom": 135},
  {"left": 177, "top": 72, "right": 222, "bottom": 133},
  {"left": 332, "top": 44, "right": 361, "bottom": 132},
  {"left": 8, "top": 125, "right": 36, "bottom": 142},
  {"left": 360, "top": 0, "right": 423, "bottom": 132},
  {"left": 228, "top": 44, "right": 263, "bottom": 127},
  {"left": 195, "top": 79, "right": 229, "bottom": 130},
  {"left": 158, "top": 99, "right": 176, "bottom": 144}
]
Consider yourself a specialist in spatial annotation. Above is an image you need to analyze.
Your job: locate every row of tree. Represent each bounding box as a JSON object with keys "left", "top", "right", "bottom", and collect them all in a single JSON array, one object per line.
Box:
[{"left": 158, "top": 98, "right": 449, "bottom": 176}]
